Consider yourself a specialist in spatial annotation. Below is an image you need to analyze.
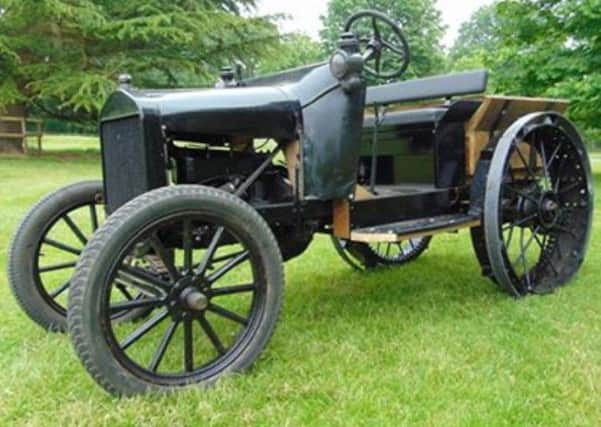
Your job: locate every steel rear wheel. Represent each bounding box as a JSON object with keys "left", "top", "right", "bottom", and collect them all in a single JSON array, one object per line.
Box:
[
  {"left": 7, "top": 181, "right": 105, "bottom": 331},
  {"left": 68, "top": 185, "right": 284, "bottom": 396},
  {"left": 484, "top": 113, "right": 593, "bottom": 296},
  {"left": 332, "top": 236, "right": 431, "bottom": 270}
]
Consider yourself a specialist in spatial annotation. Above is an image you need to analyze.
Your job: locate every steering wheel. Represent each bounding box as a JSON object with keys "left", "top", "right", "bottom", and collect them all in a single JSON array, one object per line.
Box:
[{"left": 344, "top": 10, "right": 410, "bottom": 80}]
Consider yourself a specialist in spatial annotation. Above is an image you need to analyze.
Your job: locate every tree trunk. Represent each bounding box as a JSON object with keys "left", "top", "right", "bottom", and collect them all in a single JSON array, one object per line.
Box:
[{"left": 0, "top": 103, "right": 26, "bottom": 153}]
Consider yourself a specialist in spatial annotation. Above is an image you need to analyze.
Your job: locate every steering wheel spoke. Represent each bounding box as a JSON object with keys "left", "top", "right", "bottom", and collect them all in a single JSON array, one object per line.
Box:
[{"left": 382, "top": 40, "right": 406, "bottom": 57}]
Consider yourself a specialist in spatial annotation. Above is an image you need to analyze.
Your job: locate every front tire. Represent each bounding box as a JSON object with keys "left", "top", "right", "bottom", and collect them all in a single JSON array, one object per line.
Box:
[{"left": 68, "top": 185, "right": 284, "bottom": 396}]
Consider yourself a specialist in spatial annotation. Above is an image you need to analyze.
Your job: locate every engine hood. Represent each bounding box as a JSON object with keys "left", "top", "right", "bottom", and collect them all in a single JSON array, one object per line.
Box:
[{"left": 101, "top": 86, "right": 302, "bottom": 142}]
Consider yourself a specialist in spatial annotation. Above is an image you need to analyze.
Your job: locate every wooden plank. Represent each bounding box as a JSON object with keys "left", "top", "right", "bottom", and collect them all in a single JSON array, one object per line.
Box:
[
  {"left": 0, "top": 132, "right": 26, "bottom": 138},
  {"left": 354, "top": 185, "right": 374, "bottom": 201},
  {"left": 284, "top": 140, "right": 300, "bottom": 189},
  {"left": 332, "top": 199, "right": 351, "bottom": 239},
  {"left": 465, "top": 131, "right": 489, "bottom": 176},
  {"left": 465, "top": 95, "right": 569, "bottom": 175},
  {"left": 350, "top": 219, "right": 481, "bottom": 243},
  {"left": 0, "top": 116, "right": 27, "bottom": 122}
]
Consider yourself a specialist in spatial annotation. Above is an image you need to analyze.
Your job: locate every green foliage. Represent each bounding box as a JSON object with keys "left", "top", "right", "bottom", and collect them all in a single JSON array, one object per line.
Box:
[
  {"left": 450, "top": 0, "right": 601, "bottom": 138},
  {"left": 319, "top": 0, "right": 446, "bottom": 79},
  {"left": 0, "top": 0, "right": 278, "bottom": 123},
  {"left": 448, "top": 3, "right": 500, "bottom": 79},
  {"left": 256, "top": 33, "right": 323, "bottom": 75}
]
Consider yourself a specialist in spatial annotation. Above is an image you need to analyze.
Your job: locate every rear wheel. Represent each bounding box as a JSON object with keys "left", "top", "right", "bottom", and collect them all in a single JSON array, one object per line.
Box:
[
  {"left": 477, "top": 113, "right": 593, "bottom": 296},
  {"left": 68, "top": 185, "right": 284, "bottom": 396},
  {"left": 332, "top": 236, "right": 431, "bottom": 270}
]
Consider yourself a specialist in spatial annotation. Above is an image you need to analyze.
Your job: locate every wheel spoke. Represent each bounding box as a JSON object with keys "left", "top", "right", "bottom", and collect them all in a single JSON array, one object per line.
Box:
[
  {"left": 194, "top": 226, "right": 225, "bottom": 276},
  {"left": 530, "top": 227, "right": 545, "bottom": 251},
  {"left": 206, "top": 250, "right": 249, "bottom": 285},
  {"left": 183, "top": 317, "right": 194, "bottom": 372},
  {"left": 109, "top": 297, "right": 165, "bottom": 314},
  {"left": 116, "top": 283, "right": 134, "bottom": 300},
  {"left": 62, "top": 214, "right": 88, "bottom": 245},
  {"left": 210, "top": 250, "right": 246, "bottom": 265},
  {"left": 149, "top": 320, "right": 179, "bottom": 372},
  {"left": 552, "top": 223, "right": 577, "bottom": 238},
  {"left": 49, "top": 280, "right": 70, "bottom": 298},
  {"left": 38, "top": 261, "right": 77, "bottom": 273},
  {"left": 557, "top": 181, "right": 580, "bottom": 195},
  {"left": 512, "top": 142, "right": 537, "bottom": 180},
  {"left": 43, "top": 237, "right": 81, "bottom": 255},
  {"left": 519, "top": 227, "right": 532, "bottom": 288},
  {"left": 372, "top": 17, "right": 381, "bottom": 39},
  {"left": 382, "top": 40, "right": 404, "bottom": 56},
  {"left": 198, "top": 316, "right": 226, "bottom": 355},
  {"left": 538, "top": 137, "right": 552, "bottom": 188},
  {"left": 120, "top": 310, "right": 169, "bottom": 350},
  {"left": 148, "top": 235, "right": 180, "bottom": 281},
  {"left": 396, "top": 242, "right": 405, "bottom": 256},
  {"left": 90, "top": 203, "right": 99, "bottom": 231},
  {"left": 504, "top": 224, "right": 515, "bottom": 248},
  {"left": 118, "top": 265, "right": 171, "bottom": 293},
  {"left": 504, "top": 185, "right": 538, "bottom": 203},
  {"left": 207, "top": 303, "right": 248, "bottom": 326},
  {"left": 546, "top": 140, "right": 564, "bottom": 172},
  {"left": 210, "top": 283, "right": 256, "bottom": 297},
  {"left": 182, "top": 219, "right": 193, "bottom": 273},
  {"left": 553, "top": 155, "right": 568, "bottom": 193}
]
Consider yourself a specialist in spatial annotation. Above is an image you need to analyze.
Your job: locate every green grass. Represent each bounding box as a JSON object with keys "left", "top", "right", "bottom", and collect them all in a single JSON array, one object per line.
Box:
[{"left": 1, "top": 137, "right": 601, "bottom": 426}]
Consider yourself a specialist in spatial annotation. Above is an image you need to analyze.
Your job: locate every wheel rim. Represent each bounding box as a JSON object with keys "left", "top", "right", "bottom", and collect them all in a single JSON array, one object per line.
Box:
[
  {"left": 101, "top": 212, "right": 264, "bottom": 382},
  {"left": 486, "top": 113, "right": 593, "bottom": 295},
  {"left": 34, "top": 193, "right": 104, "bottom": 315}
]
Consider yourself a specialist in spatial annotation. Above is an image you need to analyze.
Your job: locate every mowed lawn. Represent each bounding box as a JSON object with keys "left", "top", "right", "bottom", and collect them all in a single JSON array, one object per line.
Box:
[{"left": 1, "top": 135, "right": 601, "bottom": 426}]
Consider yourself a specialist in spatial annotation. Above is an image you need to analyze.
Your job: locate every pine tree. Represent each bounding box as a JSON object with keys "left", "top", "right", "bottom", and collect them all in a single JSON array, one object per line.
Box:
[{"left": 0, "top": 0, "right": 278, "bottom": 123}]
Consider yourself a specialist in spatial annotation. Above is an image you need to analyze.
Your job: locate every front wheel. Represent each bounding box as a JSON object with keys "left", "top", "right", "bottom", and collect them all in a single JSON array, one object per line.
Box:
[{"left": 68, "top": 185, "right": 284, "bottom": 396}]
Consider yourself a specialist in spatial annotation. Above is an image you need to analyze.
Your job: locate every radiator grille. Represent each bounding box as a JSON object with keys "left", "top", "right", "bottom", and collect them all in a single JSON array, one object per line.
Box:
[{"left": 101, "top": 117, "right": 152, "bottom": 213}]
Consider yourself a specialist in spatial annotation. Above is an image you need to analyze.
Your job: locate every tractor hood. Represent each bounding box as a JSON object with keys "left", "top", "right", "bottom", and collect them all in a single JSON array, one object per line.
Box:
[{"left": 100, "top": 86, "right": 302, "bottom": 142}]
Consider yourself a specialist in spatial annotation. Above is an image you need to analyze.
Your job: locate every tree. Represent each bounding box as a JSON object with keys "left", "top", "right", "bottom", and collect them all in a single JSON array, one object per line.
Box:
[
  {"left": 494, "top": 0, "right": 601, "bottom": 131},
  {"left": 449, "top": 0, "right": 601, "bottom": 139},
  {"left": 448, "top": 3, "right": 500, "bottom": 75},
  {"left": 0, "top": 0, "right": 278, "bottom": 123},
  {"left": 319, "top": 0, "right": 446, "bottom": 79},
  {"left": 255, "top": 33, "right": 323, "bottom": 75}
]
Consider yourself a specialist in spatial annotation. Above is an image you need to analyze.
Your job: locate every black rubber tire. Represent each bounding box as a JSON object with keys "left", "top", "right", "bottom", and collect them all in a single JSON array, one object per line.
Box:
[
  {"left": 68, "top": 185, "right": 284, "bottom": 396},
  {"left": 7, "top": 180, "right": 103, "bottom": 332}
]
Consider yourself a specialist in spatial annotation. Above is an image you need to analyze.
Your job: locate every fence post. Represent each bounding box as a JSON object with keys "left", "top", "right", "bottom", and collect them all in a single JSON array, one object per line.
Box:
[{"left": 20, "top": 117, "right": 27, "bottom": 154}]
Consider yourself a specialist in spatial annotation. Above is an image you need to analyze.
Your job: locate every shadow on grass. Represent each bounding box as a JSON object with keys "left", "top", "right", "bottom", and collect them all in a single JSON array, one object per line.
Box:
[{"left": 283, "top": 242, "right": 508, "bottom": 330}]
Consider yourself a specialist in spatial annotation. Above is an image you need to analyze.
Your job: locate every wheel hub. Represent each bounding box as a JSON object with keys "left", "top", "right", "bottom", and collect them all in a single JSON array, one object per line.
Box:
[
  {"left": 539, "top": 192, "right": 560, "bottom": 227},
  {"left": 180, "top": 287, "right": 208, "bottom": 311},
  {"left": 169, "top": 276, "right": 209, "bottom": 316}
]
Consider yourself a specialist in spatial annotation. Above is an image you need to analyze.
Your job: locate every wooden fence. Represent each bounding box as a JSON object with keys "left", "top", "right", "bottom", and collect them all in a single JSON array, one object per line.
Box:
[{"left": 0, "top": 116, "right": 43, "bottom": 153}]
